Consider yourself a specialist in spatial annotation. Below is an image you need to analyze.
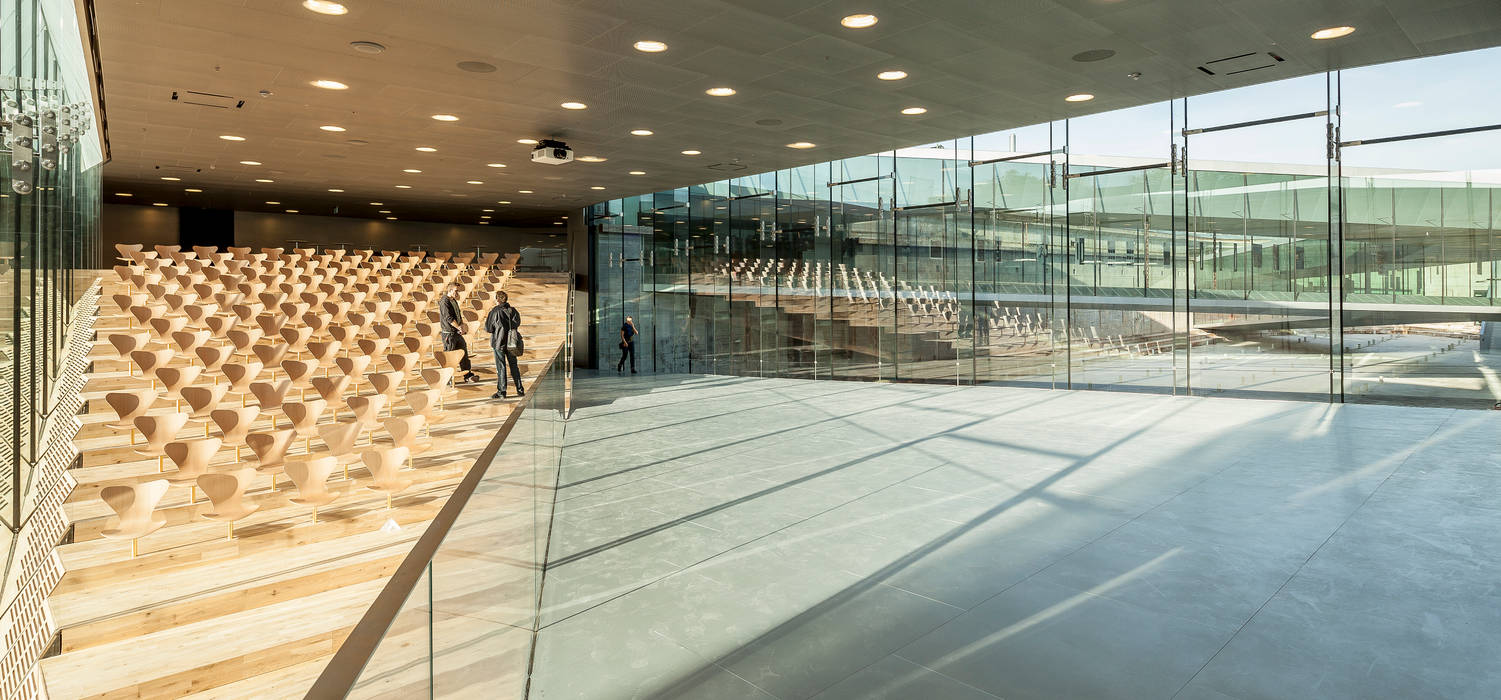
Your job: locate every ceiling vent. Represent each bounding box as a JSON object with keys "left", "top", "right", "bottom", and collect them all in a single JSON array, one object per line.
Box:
[
  {"left": 707, "top": 162, "right": 748, "bottom": 172},
  {"left": 172, "top": 90, "right": 245, "bottom": 109},
  {"left": 1196, "top": 51, "right": 1284, "bottom": 76}
]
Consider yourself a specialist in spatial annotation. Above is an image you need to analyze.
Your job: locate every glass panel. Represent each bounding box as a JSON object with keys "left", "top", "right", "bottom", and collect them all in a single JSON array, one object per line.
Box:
[
  {"left": 347, "top": 564, "right": 432, "bottom": 698},
  {"left": 1184, "top": 72, "right": 1335, "bottom": 400},
  {"left": 828, "top": 153, "right": 893, "bottom": 380},
  {"left": 1066, "top": 102, "right": 1178, "bottom": 394}
]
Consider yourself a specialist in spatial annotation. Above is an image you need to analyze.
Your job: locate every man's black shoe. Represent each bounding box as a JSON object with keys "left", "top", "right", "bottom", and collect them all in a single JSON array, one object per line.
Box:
[
  {"left": 516, "top": 388, "right": 525, "bottom": 397},
  {"left": 491, "top": 391, "right": 505, "bottom": 399}
]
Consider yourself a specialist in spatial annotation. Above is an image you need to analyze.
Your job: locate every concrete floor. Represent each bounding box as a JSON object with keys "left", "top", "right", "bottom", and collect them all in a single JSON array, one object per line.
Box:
[{"left": 529, "top": 372, "right": 1501, "bottom": 700}]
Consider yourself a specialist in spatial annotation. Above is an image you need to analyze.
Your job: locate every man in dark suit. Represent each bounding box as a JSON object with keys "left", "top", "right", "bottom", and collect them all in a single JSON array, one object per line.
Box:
[
  {"left": 438, "top": 284, "right": 480, "bottom": 384},
  {"left": 483, "top": 290, "right": 524, "bottom": 399}
]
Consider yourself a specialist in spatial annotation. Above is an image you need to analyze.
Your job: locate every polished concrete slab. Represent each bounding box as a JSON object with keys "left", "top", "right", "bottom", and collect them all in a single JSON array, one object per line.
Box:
[{"left": 529, "top": 372, "right": 1501, "bottom": 700}]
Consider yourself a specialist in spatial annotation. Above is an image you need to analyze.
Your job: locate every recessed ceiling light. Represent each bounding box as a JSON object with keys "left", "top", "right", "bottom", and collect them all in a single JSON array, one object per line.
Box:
[
  {"left": 877, "top": 70, "right": 907, "bottom": 81},
  {"left": 1311, "top": 26, "right": 1356, "bottom": 40},
  {"left": 486, "top": 162, "right": 506, "bottom": 168},
  {"left": 302, "top": 0, "right": 347, "bottom": 15},
  {"left": 152, "top": 202, "right": 169, "bottom": 207},
  {"left": 115, "top": 192, "right": 132, "bottom": 196},
  {"left": 518, "top": 190, "right": 533, "bottom": 194},
  {"left": 841, "top": 13, "right": 878, "bottom": 28},
  {"left": 370, "top": 201, "right": 383, "bottom": 205},
  {"left": 239, "top": 160, "right": 262, "bottom": 166},
  {"left": 311, "top": 79, "right": 348, "bottom": 90},
  {"left": 266, "top": 201, "right": 280, "bottom": 205},
  {"left": 219, "top": 135, "right": 246, "bottom": 141},
  {"left": 482, "top": 208, "right": 494, "bottom": 212},
  {"left": 184, "top": 188, "right": 203, "bottom": 193},
  {"left": 255, "top": 178, "right": 274, "bottom": 183},
  {"left": 497, "top": 200, "right": 511, "bottom": 204},
  {"left": 319, "top": 125, "right": 346, "bottom": 132},
  {"left": 629, "top": 170, "right": 646, "bottom": 175},
  {"left": 160, "top": 176, "right": 181, "bottom": 181},
  {"left": 415, "top": 146, "right": 436, "bottom": 152},
  {"left": 403, "top": 168, "right": 422, "bottom": 173},
  {"left": 457, "top": 61, "right": 497, "bottom": 73},
  {"left": 386, "top": 216, "right": 397, "bottom": 220},
  {"left": 681, "top": 150, "right": 701, "bottom": 156},
  {"left": 378, "top": 209, "right": 391, "bottom": 213},
  {"left": 633, "top": 40, "right": 668, "bottom": 53},
  {"left": 553, "top": 221, "right": 564, "bottom": 225},
  {"left": 328, "top": 188, "right": 344, "bottom": 192},
  {"left": 395, "top": 184, "right": 413, "bottom": 189},
  {"left": 786, "top": 142, "right": 816, "bottom": 149},
  {"left": 561, "top": 101, "right": 588, "bottom": 110},
  {"left": 286, "top": 209, "right": 300, "bottom": 213},
  {"left": 590, "top": 186, "right": 606, "bottom": 190},
  {"left": 577, "top": 155, "right": 607, "bottom": 162},
  {"left": 480, "top": 215, "right": 491, "bottom": 218},
  {"left": 517, "top": 138, "right": 538, "bottom": 145},
  {"left": 1065, "top": 93, "right": 1095, "bottom": 102},
  {"left": 901, "top": 106, "right": 927, "bottom": 115},
  {"left": 630, "top": 129, "right": 654, "bottom": 136},
  {"left": 350, "top": 41, "right": 385, "bottom": 54},
  {"left": 705, "top": 87, "right": 736, "bottom": 97},
  {"left": 431, "top": 114, "right": 459, "bottom": 122},
  {"left": 467, "top": 180, "right": 484, "bottom": 185}
]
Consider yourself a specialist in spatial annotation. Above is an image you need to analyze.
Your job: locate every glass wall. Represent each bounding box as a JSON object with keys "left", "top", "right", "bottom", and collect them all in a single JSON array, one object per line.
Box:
[
  {"left": 589, "top": 46, "right": 1501, "bottom": 409},
  {"left": 2, "top": 0, "right": 105, "bottom": 541}
]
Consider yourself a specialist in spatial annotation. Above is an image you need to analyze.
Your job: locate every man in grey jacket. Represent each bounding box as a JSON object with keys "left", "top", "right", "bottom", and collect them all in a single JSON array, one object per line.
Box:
[{"left": 483, "top": 291, "right": 524, "bottom": 399}]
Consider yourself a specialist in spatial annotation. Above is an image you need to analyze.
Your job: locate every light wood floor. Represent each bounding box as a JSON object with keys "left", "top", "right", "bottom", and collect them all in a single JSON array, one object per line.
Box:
[{"left": 40, "top": 273, "right": 569, "bottom": 700}]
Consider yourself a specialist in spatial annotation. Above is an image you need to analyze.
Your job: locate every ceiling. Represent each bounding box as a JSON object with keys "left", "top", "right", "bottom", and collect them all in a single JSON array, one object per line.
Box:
[{"left": 95, "top": 0, "right": 1501, "bottom": 226}]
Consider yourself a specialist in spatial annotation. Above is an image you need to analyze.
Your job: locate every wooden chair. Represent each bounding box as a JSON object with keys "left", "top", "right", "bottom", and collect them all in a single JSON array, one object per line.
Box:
[
  {"left": 227, "top": 327, "right": 265, "bottom": 363},
  {"left": 284, "top": 399, "right": 329, "bottom": 454},
  {"left": 279, "top": 326, "right": 314, "bottom": 360},
  {"left": 362, "top": 447, "right": 413, "bottom": 509},
  {"left": 252, "top": 343, "right": 291, "bottom": 380},
  {"left": 204, "top": 314, "right": 238, "bottom": 344},
  {"left": 130, "top": 349, "right": 176, "bottom": 388},
  {"left": 306, "top": 340, "right": 343, "bottom": 370},
  {"left": 180, "top": 384, "right": 231, "bottom": 437},
  {"left": 383, "top": 415, "right": 426, "bottom": 468},
  {"left": 355, "top": 337, "right": 390, "bottom": 359},
  {"left": 148, "top": 316, "right": 189, "bottom": 344},
  {"left": 134, "top": 412, "right": 191, "bottom": 471},
  {"left": 317, "top": 421, "right": 364, "bottom": 480},
  {"left": 246, "top": 428, "right": 296, "bottom": 490},
  {"left": 114, "top": 243, "right": 145, "bottom": 263},
  {"left": 105, "top": 389, "right": 157, "bottom": 444},
  {"left": 210, "top": 406, "right": 260, "bottom": 461},
  {"left": 221, "top": 361, "right": 264, "bottom": 406},
  {"left": 334, "top": 355, "right": 372, "bottom": 395},
  {"left": 404, "top": 389, "right": 441, "bottom": 437},
  {"left": 248, "top": 379, "right": 293, "bottom": 428},
  {"left": 311, "top": 375, "right": 353, "bottom": 417},
  {"left": 195, "top": 344, "right": 233, "bottom": 379},
  {"left": 197, "top": 468, "right": 261, "bottom": 540},
  {"left": 105, "top": 332, "right": 151, "bottom": 375},
  {"left": 285, "top": 456, "right": 343, "bottom": 523},
  {"left": 182, "top": 302, "right": 219, "bottom": 326},
  {"left": 346, "top": 395, "right": 387, "bottom": 444},
  {"left": 99, "top": 480, "right": 170, "bottom": 558},
  {"left": 420, "top": 367, "right": 456, "bottom": 409},
  {"left": 367, "top": 371, "right": 405, "bottom": 416},
  {"left": 155, "top": 365, "right": 203, "bottom": 411},
  {"left": 164, "top": 437, "right": 223, "bottom": 503},
  {"left": 282, "top": 359, "right": 320, "bottom": 401},
  {"left": 433, "top": 349, "right": 466, "bottom": 386}
]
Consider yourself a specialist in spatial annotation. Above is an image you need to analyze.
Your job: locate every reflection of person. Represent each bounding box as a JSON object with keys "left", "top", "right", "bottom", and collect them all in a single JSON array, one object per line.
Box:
[
  {"left": 484, "top": 291, "right": 524, "bottom": 399},
  {"left": 438, "top": 284, "right": 479, "bottom": 384},
  {"left": 618, "top": 316, "right": 638, "bottom": 374}
]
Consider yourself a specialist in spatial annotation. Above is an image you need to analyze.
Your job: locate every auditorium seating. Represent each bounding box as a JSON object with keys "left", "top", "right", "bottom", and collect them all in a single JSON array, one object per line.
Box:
[{"left": 40, "top": 245, "right": 566, "bottom": 698}]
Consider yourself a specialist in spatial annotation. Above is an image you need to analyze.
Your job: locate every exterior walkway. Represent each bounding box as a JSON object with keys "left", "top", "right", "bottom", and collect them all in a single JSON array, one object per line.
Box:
[{"left": 531, "top": 373, "right": 1500, "bottom": 700}]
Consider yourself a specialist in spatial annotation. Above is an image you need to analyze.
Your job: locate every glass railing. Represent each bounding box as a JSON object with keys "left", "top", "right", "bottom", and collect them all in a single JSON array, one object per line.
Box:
[{"left": 308, "top": 345, "right": 570, "bottom": 698}]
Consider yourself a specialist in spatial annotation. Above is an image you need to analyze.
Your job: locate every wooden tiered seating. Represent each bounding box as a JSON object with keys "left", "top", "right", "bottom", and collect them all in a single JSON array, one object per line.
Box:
[{"left": 40, "top": 245, "right": 568, "bottom": 698}]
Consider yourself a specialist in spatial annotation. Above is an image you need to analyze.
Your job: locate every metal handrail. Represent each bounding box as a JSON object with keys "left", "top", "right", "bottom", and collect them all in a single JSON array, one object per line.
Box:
[{"left": 305, "top": 345, "right": 565, "bottom": 698}]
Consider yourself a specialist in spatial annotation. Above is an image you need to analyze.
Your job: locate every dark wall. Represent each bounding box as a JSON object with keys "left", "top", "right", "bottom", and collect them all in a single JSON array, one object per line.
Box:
[
  {"left": 178, "top": 208, "right": 235, "bottom": 250},
  {"left": 102, "top": 204, "right": 564, "bottom": 263}
]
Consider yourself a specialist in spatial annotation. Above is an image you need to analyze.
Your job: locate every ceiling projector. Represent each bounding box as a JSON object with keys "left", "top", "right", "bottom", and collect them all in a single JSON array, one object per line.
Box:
[{"left": 531, "top": 139, "right": 573, "bottom": 165}]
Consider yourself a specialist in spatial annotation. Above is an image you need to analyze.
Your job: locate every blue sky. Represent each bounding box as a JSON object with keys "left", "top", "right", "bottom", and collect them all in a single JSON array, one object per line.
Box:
[{"left": 965, "top": 46, "right": 1501, "bottom": 173}]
